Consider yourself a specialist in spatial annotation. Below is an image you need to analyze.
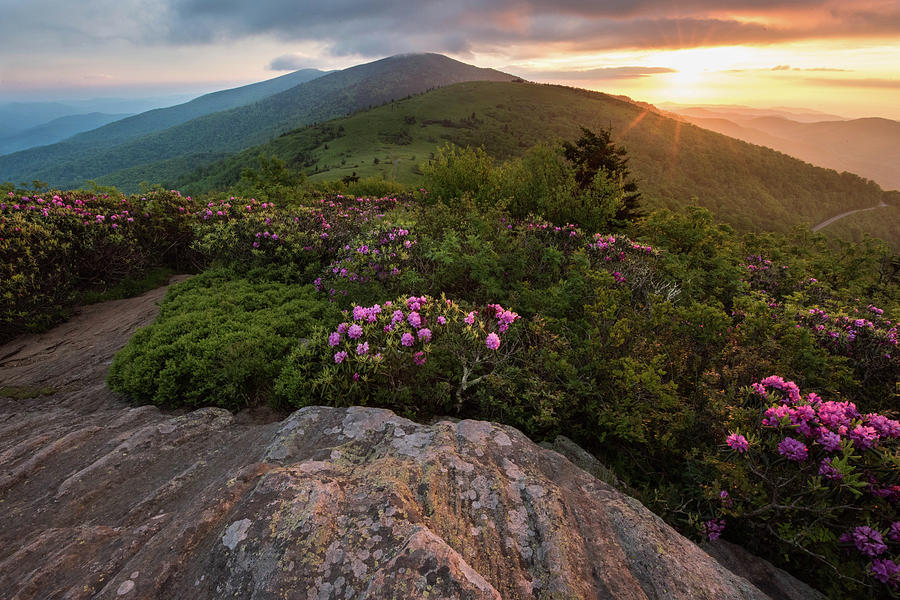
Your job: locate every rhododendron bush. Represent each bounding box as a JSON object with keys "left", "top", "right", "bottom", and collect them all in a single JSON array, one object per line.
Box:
[
  {"left": 1, "top": 189, "right": 199, "bottom": 340},
  {"left": 11, "top": 171, "right": 893, "bottom": 599},
  {"left": 275, "top": 294, "right": 532, "bottom": 417},
  {"left": 707, "top": 376, "right": 899, "bottom": 596}
]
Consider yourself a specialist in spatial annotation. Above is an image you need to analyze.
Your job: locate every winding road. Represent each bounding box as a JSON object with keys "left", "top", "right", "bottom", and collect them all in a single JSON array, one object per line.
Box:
[{"left": 812, "top": 200, "right": 889, "bottom": 232}]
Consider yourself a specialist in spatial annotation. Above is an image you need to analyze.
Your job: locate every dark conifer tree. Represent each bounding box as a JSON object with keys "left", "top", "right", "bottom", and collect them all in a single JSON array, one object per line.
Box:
[{"left": 562, "top": 127, "right": 642, "bottom": 222}]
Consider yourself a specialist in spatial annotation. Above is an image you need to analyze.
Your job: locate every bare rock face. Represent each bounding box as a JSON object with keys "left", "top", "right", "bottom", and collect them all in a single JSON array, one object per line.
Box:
[
  {"left": 0, "top": 402, "right": 775, "bottom": 600},
  {"left": 1, "top": 282, "right": 778, "bottom": 599}
]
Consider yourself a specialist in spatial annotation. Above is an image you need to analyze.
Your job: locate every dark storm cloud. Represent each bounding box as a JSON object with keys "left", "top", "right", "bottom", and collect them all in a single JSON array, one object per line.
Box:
[{"left": 165, "top": 0, "right": 900, "bottom": 56}]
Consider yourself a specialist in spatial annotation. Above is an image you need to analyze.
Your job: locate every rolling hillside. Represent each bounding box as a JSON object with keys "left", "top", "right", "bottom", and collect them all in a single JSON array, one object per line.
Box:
[
  {"left": 0, "top": 54, "right": 513, "bottom": 191},
  {"left": 177, "top": 80, "right": 891, "bottom": 239}
]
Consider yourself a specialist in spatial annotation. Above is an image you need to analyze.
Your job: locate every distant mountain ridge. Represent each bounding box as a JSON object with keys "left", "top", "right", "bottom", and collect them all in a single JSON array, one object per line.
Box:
[
  {"left": 667, "top": 106, "right": 900, "bottom": 191},
  {"left": 0, "top": 68, "right": 327, "bottom": 184},
  {"left": 0, "top": 112, "right": 132, "bottom": 155},
  {"left": 0, "top": 54, "right": 513, "bottom": 190}
]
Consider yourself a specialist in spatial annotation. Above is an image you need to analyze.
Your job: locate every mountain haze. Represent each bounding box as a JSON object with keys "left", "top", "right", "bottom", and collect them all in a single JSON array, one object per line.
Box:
[
  {"left": 0, "top": 112, "right": 131, "bottom": 155},
  {"left": 0, "top": 54, "right": 513, "bottom": 191},
  {"left": 0, "top": 68, "right": 327, "bottom": 184},
  {"left": 669, "top": 107, "right": 900, "bottom": 191}
]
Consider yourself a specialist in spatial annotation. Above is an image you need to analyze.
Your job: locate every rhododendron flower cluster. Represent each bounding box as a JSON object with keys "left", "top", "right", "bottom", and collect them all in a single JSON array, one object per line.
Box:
[
  {"left": 319, "top": 294, "right": 520, "bottom": 401},
  {"left": 315, "top": 225, "right": 418, "bottom": 297},
  {"left": 710, "top": 375, "right": 900, "bottom": 592}
]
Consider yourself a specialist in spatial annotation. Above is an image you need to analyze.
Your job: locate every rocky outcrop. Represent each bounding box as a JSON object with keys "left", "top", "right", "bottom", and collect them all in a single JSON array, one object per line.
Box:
[{"left": 1, "top": 281, "right": 784, "bottom": 599}]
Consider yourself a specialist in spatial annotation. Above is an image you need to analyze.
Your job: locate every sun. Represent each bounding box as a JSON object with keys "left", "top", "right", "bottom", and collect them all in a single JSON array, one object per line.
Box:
[{"left": 650, "top": 46, "right": 756, "bottom": 100}]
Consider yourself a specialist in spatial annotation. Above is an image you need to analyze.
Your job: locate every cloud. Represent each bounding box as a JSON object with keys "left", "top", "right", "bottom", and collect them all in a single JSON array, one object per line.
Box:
[
  {"left": 805, "top": 77, "right": 900, "bottom": 89},
  {"left": 267, "top": 54, "right": 309, "bottom": 71},
  {"left": 161, "top": 0, "right": 900, "bottom": 56},
  {"left": 772, "top": 64, "right": 791, "bottom": 70},
  {"left": 517, "top": 66, "right": 676, "bottom": 80}
]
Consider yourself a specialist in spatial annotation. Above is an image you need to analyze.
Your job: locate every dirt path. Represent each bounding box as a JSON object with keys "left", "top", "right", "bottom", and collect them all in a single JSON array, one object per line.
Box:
[
  {"left": 811, "top": 200, "right": 888, "bottom": 232},
  {"left": 0, "top": 275, "right": 191, "bottom": 411}
]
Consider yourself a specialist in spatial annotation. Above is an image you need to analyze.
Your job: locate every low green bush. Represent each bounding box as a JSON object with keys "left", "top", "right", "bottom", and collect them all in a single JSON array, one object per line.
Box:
[{"left": 107, "top": 268, "right": 339, "bottom": 409}]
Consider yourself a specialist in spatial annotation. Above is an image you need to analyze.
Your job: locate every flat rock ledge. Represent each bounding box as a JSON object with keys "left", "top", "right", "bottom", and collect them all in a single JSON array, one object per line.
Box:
[{"left": 1, "top": 401, "right": 779, "bottom": 600}]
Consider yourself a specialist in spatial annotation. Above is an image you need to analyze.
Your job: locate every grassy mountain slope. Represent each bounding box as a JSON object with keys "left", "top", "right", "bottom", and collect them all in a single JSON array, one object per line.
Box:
[
  {"left": 0, "top": 112, "right": 131, "bottom": 155},
  {"left": 178, "top": 80, "right": 889, "bottom": 237},
  {"left": 671, "top": 109, "right": 900, "bottom": 191},
  {"left": 0, "top": 54, "right": 513, "bottom": 191}
]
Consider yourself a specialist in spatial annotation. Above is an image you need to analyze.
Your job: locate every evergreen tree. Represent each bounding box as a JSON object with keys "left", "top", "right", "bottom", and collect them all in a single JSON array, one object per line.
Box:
[{"left": 562, "top": 127, "right": 642, "bottom": 222}]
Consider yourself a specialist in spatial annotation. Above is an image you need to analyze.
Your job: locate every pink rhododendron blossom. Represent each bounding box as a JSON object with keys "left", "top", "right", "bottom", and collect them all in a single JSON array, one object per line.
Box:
[
  {"left": 726, "top": 433, "right": 749, "bottom": 453},
  {"left": 849, "top": 425, "right": 879, "bottom": 450},
  {"left": 485, "top": 333, "right": 501, "bottom": 350},
  {"left": 851, "top": 526, "right": 887, "bottom": 557},
  {"left": 818, "top": 458, "right": 842, "bottom": 480},
  {"left": 777, "top": 437, "right": 808, "bottom": 462},
  {"left": 347, "top": 324, "right": 363, "bottom": 339},
  {"left": 703, "top": 519, "right": 725, "bottom": 540}
]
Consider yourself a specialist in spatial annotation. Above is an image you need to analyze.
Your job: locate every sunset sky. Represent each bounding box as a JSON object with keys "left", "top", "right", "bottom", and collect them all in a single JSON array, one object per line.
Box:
[{"left": 2, "top": 0, "right": 898, "bottom": 118}]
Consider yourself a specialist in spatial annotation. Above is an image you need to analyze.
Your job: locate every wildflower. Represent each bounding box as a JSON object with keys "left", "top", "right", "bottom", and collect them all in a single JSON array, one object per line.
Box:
[
  {"left": 417, "top": 328, "right": 432, "bottom": 342},
  {"left": 817, "top": 429, "right": 842, "bottom": 452},
  {"left": 407, "top": 312, "right": 422, "bottom": 328},
  {"left": 777, "top": 437, "right": 808, "bottom": 462},
  {"left": 762, "top": 405, "right": 791, "bottom": 427},
  {"left": 413, "top": 351, "right": 426, "bottom": 366},
  {"left": 726, "top": 433, "right": 749, "bottom": 453},
  {"left": 889, "top": 522, "right": 900, "bottom": 543},
  {"left": 866, "top": 414, "right": 900, "bottom": 438},
  {"left": 485, "top": 332, "right": 501, "bottom": 350},
  {"left": 818, "top": 458, "right": 842, "bottom": 480},
  {"left": 437, "top": 316, "right": 447, "bottom": 325},
  {"left": 334, "top": 351, "right": 348, "bottom": 364},
  {"left": 356, "top": 342, "right": 369, "bottom": 356},
  {"left": 328, "top": 332, "right": 341, "bottom": 347},
  {"left": 851, "top": 526, "right": 887, "bottom": 557},
  {"left": 401, "top": 332, "right": 415, "bottom": 347},
  {"left": 719, "top": 490, "right": 733, "bottom": 507},
  {"left": 870, "top": 559, "right": 900, "bottom": 587},
  {"left": 347, "top": 324, "right": 363, "bottom": 339},
  {"left": 848, "top": 425, "right": 879, "bottom": 450},
  {"left": 464, "top": 311, "right": 476, "bottom": 325},
  {"left": 703, "top": 519, "right": 725, "bottom": 541}
]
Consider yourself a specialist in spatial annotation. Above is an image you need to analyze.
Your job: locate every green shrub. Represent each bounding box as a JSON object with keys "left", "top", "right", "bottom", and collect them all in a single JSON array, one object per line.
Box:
[
  {"left": 1, "top": 189, "right": 199, "bottom": 341},
  {"left": 107, "top": 268, "right": 339, "bottom": 409}
]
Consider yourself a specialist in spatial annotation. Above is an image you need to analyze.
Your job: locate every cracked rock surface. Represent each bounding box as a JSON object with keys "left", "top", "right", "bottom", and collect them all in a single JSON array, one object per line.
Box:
[{"left": 1, "top": 281, "right": 786, "bottom": 599}]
